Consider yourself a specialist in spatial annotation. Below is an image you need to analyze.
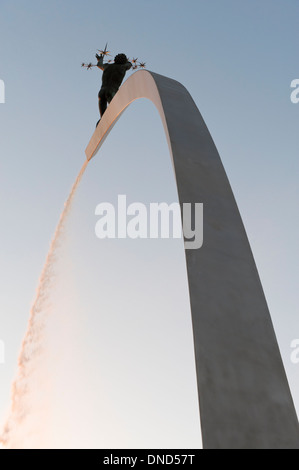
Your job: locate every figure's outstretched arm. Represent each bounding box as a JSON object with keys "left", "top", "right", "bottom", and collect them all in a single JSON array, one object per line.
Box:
[
  {"left": 125, "top": 61, "right": 133, "bottom": 71},
  {"left": 96, "top": 54, "right": 106, "bottom": 71}
]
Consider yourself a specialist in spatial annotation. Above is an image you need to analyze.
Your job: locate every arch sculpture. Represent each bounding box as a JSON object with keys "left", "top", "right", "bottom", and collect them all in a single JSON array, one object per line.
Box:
[{"left": 85, "top": 70, "right": 299, "bottom": 449}]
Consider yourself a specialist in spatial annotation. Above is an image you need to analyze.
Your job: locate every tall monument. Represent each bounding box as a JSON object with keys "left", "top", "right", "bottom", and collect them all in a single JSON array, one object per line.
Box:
[{"left": 86, "top": 70, "right": 299, "bottom": 449}]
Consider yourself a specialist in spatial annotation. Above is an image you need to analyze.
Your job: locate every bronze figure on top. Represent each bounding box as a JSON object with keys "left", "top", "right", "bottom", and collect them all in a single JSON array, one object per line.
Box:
[{"left": 82, "top": 44, "right": 146, "bottom": 127}]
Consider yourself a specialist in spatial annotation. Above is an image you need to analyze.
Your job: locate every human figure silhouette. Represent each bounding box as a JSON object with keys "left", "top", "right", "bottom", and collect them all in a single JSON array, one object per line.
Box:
[{"left": 96, "top": 53, "right": 132, "bottom": 126}]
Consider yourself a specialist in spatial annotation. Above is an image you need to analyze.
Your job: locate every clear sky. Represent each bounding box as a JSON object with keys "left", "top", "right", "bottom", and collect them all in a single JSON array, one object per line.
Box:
[{"left": 0, "top": 0, "right": 298, "bottom": 448}]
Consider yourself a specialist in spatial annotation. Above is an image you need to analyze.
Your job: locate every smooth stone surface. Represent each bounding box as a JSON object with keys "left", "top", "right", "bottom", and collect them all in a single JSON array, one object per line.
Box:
[{"left": 86, "top": 70, "right": 299, "bottom": 449}]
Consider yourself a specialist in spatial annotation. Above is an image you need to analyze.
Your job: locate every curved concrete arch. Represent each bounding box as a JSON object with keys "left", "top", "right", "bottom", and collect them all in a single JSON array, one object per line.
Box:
[{"left": 86, "top": 70, "right": 299, "bottom": 449}]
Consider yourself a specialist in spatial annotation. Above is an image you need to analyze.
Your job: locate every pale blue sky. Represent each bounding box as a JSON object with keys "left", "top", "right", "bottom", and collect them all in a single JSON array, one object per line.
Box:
[{"left": 0, "top": 0, "right": 298, "bottom": 447}]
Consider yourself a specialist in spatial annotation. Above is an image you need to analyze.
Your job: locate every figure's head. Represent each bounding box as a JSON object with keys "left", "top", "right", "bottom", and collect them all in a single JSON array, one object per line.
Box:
[{"left": 114, "top": 53, "right": 128, "bottom": 65}]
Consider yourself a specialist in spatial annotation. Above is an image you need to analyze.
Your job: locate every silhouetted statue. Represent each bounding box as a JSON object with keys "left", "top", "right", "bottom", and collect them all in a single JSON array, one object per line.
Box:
[{"left": 96, "top": 53, "right": 132, "bottom": 125}]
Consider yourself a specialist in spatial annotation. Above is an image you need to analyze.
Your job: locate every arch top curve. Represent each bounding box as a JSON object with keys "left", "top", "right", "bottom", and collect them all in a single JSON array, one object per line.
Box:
[
  {"left": 85, "top": 70, "right": 186, "bottom": 163},
  {"left": 85, "top": 70, "right": 299, "bottom": 449}
]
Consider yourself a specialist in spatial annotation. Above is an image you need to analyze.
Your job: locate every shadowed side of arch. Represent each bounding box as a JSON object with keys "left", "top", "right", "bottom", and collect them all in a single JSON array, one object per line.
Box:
[{"left": 86, "top": 70, "right": 299, "bottom": 449}]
